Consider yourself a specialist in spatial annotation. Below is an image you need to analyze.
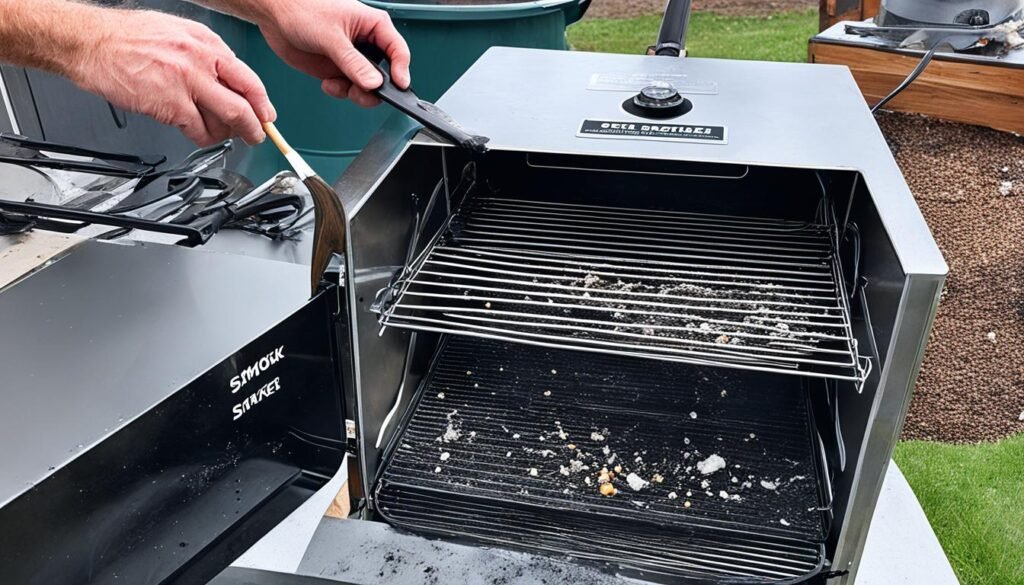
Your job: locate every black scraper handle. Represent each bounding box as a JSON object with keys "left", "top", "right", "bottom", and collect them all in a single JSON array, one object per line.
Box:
[{"left": 358, "top": 45, "right": 489, "bottom": 153}]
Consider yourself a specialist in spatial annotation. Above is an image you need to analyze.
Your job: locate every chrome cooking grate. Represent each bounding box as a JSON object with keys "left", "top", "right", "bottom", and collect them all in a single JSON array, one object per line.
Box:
[
  {"left": 374, "top": 196, "right": 870, "bottom": 384},
  {"left": 375, "top": 336, "right": 828, "bottom": 583}
]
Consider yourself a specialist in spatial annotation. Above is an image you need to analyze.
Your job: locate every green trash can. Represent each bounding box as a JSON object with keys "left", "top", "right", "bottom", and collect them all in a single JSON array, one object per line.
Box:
[{"left": 233, "top": 0, "right": 589, "bottom": 184}]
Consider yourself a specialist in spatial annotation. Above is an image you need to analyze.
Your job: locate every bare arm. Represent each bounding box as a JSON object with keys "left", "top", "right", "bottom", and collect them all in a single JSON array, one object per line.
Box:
[
  {"left": 0, "top": 0, "right": 273, "bottom": 145},
  {"left": 194, "top": 0, "right": 412, "bottom": 107},
  {"left": 0, "top": 0, "right": 99, "bottom": 78}
]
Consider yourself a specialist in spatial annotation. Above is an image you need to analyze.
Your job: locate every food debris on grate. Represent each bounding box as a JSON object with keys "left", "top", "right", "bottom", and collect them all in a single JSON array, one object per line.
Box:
[
  {"left": 377, "top": 337, "right": 828, "bottom": 582},
  {"left": 380, "top": 336, "right": 827, "bottom": 540}
]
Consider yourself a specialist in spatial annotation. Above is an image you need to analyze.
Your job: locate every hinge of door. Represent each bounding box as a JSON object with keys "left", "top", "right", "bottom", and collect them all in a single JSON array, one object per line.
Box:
[
  {"left": 822, "top": 570, "right": 850, "bottom": 580},
  {"left": 345, "top": 418, "right": 358, "bottom": 456}
]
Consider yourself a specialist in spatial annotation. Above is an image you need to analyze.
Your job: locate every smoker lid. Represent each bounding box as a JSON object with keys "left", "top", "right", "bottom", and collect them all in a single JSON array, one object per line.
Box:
[{"left": 430, "top": 47, "right": 947, "bottom": 276}]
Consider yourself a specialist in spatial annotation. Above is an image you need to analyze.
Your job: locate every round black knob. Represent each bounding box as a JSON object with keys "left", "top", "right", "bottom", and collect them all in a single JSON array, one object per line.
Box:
[{"left": 623, "top": 82, "right": 692, "bottom": 119}]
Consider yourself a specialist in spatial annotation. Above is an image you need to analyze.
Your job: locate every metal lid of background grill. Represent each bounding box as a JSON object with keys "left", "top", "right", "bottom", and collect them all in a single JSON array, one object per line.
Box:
[{"left": 374, "top": 196, "right": 870, "bottom": 385}]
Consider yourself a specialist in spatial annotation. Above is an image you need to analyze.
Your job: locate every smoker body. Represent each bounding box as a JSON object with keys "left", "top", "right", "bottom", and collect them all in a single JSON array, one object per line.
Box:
[{"left": 338, "top": 48, "right": 946, "bottom": 584}]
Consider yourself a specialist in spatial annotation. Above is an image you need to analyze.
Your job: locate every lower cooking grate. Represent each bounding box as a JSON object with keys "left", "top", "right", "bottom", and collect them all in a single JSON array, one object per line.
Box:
[
  {"left": 375, "top": 336, "right": 829, "bottom": 583},
  {"left": 374, "top": 196, "right": 869, "bottom": 385}
]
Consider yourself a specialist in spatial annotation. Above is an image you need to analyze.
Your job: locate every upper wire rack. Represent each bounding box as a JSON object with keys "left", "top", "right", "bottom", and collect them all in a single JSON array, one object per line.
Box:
[{"left": 373, "top": 196, "right": 870, "bottom": 385}]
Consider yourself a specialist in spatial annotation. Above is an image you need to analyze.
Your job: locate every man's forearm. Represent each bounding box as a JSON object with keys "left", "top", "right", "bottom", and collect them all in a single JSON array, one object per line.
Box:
[{"left": 0, "top": 0, "right": 106, "bottom": 78}]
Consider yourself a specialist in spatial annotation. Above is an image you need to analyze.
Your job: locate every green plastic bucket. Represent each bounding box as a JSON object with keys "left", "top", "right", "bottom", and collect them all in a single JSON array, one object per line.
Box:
[{"left": 228, "top": 0, "right": 588, "bottom": 183}]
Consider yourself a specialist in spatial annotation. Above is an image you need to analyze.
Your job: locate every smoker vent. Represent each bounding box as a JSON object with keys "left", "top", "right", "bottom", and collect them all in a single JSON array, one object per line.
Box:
[
  {"left": 373, "top": 196, "right": 869, "bottom": 385},
  {"left": 375, "top": 336, "right": 828, "bottom": 583}
]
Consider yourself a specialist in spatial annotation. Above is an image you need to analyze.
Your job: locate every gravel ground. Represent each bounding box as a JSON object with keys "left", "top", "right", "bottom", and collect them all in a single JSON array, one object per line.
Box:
[
  {"left": 878, "top": 112, "right": 1024, "bottom": 443},
  {"left": 586, "top": 0, "right": 817, "bottom": 19}
]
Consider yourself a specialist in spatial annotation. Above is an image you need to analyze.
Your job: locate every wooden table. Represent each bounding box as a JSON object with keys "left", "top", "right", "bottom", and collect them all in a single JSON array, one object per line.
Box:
[{"left": 809, "top": 22, "right": 1024, "bottom": 134}]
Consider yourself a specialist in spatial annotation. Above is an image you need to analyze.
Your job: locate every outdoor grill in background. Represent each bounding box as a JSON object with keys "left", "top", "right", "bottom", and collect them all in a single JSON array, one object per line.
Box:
[{"left": 0, "top": 1, "right": 947, "bottom": 584}]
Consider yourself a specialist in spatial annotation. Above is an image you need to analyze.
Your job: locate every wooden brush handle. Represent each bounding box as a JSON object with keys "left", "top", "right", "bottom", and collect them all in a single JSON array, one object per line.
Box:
[
  {"left": 263, "top": 122, "right": 315, "bottom": 180},
  {"left": 263, "top": 122, "right": 291, "bottom": 156}
]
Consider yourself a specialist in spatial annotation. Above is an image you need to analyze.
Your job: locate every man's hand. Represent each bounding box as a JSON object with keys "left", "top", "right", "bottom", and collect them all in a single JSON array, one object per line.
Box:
[
  {"left": 251, "top": 0, "right": 411, "bottom": 107},
  {"left": 69, "top": 10, "right": 275, "bottom": 146}
]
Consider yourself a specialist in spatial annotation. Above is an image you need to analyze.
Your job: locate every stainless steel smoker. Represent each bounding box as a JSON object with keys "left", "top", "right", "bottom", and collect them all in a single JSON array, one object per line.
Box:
[{"left": 331, "top": 45, "right": 946, "bottom": 584}]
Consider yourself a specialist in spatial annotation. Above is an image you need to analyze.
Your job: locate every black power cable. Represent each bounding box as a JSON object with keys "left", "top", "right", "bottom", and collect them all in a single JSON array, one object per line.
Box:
[{"left": 871, "top": 37, "right": 952, "bottom": 114}]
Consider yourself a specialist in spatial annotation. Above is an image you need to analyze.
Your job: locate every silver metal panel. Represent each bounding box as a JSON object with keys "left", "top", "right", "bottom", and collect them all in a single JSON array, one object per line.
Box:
[
  {"left": 338, "top": 126, "right": 435, "bottom": 495},
  {"left": 832, "top": 273, "right": 945, "bottom": 583},
  {"left": 0, "top": 240, "right": 309, "bottom": 508},
  {"left": 435, "top": 47, "right": 947, "bottom": 277}
]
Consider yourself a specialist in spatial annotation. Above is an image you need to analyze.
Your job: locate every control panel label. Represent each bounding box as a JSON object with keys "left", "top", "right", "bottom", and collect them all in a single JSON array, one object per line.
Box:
[{"left": 578, "top": 120, "right": 727, "bottom": 145}]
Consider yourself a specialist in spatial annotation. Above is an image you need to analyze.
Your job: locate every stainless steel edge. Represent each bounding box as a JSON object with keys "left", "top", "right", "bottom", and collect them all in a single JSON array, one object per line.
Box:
[
  {"left": 338, "top": 115, "right": 423, "bottom": 509},
  {"left": 336, "top": 114, "right": 422, "bottom": 218},
  {"left": 831, "top": 272, "right": 946, "bottom": 583},
  {"left": 0, "top": 68, "right": 19, "bottom": 134}
]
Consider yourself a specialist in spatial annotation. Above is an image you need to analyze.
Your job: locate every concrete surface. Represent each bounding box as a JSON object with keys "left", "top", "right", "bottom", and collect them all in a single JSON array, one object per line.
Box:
[{"left": 234, "top": 459, "right": 960, "bottom": 584}]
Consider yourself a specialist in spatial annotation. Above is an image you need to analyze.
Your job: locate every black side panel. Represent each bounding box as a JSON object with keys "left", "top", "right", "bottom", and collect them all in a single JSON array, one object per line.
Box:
[
  {"left": 0, "top": 291, "right": 346, "bottom": 585},
  {"left": 20, "top": 68, "right": 198, "bottom": 161},
  {"left": 0, "top": 66, "right": 41, "bottom": 137}
]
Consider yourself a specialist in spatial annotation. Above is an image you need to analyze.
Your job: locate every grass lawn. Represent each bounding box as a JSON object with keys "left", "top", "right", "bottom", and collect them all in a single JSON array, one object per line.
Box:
[
  {"left": 895, "top": 436, "right": 1024, "bottom": 585},
  {"left": 566, "top": 10, "right": 818, "bottom": 63}
]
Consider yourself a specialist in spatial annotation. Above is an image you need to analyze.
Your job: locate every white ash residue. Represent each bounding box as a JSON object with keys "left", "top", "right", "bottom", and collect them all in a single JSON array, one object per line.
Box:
[
  {"left": 760, "top": 480, "right": 778, "bottom": 490},
  {"left": 590, "top": 431, "right": 606, "bottom": 441},
  {"left": 696, "top": 454, "right": 727, "bottom": 475},
  {"left": 434, "top": 466, "right": 442, "bottom": 473},
  {"left": 668, "top": 491, "right": 678, "bottom": 500},
  {"left": 528, "top": 468, "right": 538, "bottom": 477},
  {"left": 437, "top": 392, "right": 445, "bottom": 399},
  {"left": 438, "top": 409, "right": 462, "bottom": 443},
  {"left": 987, "top": 331, "right": 997, "bottom": 343},
  {"left": 779, "top": 519, "right": 791, "bottom": 527},
  {"left": 1000, "top": 181, "right": 1014, "bottom": 196},
  {"left": 439, "top": 452, "right": 450, "bottom": 461},
  {"left": 987, "top": 19, "right": 1024, "bottom": 50},
  {"left": 1019, "top": 411, "right": 1024, "bottom": 421},
  {"left": 689, "top": 412, "right": 697, "bottom": 419},
  {"left": 625, "top": 473, "right": 649, "bottom": 492}
]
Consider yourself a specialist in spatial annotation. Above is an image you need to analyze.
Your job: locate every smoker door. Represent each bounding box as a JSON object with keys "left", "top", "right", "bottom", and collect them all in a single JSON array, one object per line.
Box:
[{"left": 0, "top": 240, "right": 349, "bottom": 585}]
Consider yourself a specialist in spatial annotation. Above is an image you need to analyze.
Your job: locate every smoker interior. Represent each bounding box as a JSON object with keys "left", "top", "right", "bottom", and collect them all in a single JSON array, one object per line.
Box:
[
  {"left": 347, "top": 144, "right": 905, "bottom": 584},
  {"left": 375, "top": 335, "right": 828, "bottom": 582}
]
